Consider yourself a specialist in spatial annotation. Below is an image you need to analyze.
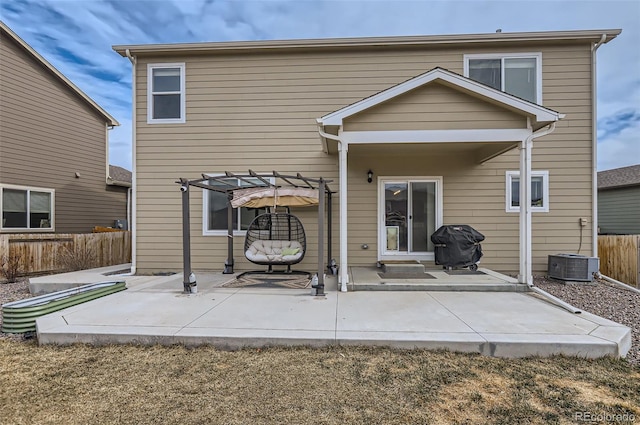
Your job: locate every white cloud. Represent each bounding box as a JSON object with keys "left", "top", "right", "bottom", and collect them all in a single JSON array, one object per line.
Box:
[{"left": 598, "top": 119, "right": 640, "bottom": 170}]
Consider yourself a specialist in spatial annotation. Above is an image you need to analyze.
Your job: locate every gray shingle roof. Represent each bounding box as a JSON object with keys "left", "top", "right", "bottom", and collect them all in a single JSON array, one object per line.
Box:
[
  {"left": 598, "top": 164, "right": 640, "bottom": 189},
  {"left": 108, "top": 165, "right": 132, "bottom": 186}
]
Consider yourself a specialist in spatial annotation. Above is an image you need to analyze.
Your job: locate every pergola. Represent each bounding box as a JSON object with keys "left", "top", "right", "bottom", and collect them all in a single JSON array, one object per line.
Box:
[{"left": 177, "top": 170, "right": 335, "bottom": 295}]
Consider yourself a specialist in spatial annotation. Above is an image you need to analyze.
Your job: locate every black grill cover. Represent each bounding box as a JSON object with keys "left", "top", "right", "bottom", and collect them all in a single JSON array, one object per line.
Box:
[{"left": 430, "top": 225, "right": 485, "bottom": 268}]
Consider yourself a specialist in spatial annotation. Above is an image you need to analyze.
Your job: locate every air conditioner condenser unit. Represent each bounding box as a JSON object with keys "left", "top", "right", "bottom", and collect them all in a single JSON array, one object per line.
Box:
[{"left": 548, "top": 253, "right": 599, "bottom": 282}]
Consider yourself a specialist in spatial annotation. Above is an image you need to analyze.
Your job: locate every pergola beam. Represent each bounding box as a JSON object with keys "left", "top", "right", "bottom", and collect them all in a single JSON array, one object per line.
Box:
[{"left": 249, "top": 169, "right": 276, "bottom": 187}]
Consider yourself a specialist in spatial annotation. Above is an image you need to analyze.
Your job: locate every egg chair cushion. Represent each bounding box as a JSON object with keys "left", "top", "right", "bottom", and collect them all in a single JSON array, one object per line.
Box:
[{"left": 245, "top": 240, "right": 304, "bottom": 264}]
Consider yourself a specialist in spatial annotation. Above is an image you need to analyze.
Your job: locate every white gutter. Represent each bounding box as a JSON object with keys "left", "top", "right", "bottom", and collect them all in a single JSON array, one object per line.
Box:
[
  {"left": 318, "top": 125, "right": 348, "bottom": 292},
  {"left": 591, "top": 34, "right": 607, "bottom": 259},
  {"left": 125, "top": 49, "right": 137, "bottom": 274},
  {"left": 519, "top": 122, "right": 557, "bottom": 285}
]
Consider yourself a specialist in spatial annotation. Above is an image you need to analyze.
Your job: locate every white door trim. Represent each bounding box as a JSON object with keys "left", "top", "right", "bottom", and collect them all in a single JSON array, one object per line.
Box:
[{"left": 377, "top": 176, "right": 443, "bottom": 262}]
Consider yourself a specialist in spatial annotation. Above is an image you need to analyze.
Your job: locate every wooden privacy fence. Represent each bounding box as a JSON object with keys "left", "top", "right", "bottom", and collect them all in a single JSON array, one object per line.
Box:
[
  {"left": 598, "top": 235, "right": 640, "bottom": 288},
  {"left": 0, "top": 231, "right": 131, "bottom": 276}
]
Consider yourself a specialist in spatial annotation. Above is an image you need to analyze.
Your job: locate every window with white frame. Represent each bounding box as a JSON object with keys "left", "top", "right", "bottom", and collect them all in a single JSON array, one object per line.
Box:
[
  {"left": 464, "top": 53, "right": 542, "bottom": 104},
  {"left": 202, "top": 176, "right": 273, "bottom": 235},
  {"left": 1, "top": 185, "right": 54, "bottom": 230},
  {"left": 506, "top": 171, "right": 549, "bottom": 213},
  {"left": 147, "top": 63, "right": 185, "bottom": 123}
]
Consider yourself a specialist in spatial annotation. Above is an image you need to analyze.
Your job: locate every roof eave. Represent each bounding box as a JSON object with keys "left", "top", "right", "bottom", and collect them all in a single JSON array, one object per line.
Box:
[
  {"left": 113, "top": 29, "right": 622, "bottom": 57},
  {"left": 598, "top": 183, "right": 640, "bottom": 190},
  {"left": 107, "top": 178, "right": 132, "bottom": 188}
]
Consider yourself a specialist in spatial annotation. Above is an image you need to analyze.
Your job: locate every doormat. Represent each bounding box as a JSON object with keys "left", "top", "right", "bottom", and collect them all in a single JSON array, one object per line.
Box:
[
  {"left": 224, "top": 274, "right": 311, "bottom": 289},
  {"left": 377, "top": 272, "right": 436, "bottom": 280},
  {"left": 445, "top": 269, "right": 485, "bottom": 275}
]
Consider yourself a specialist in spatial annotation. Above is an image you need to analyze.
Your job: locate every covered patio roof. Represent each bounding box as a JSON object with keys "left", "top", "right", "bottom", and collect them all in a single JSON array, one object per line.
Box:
[
  {"left": 317, "top": 68, "right": 564, "bottom": 158},
  {"left": 315, "top": 67, "right": 565, "bottom": 291}
]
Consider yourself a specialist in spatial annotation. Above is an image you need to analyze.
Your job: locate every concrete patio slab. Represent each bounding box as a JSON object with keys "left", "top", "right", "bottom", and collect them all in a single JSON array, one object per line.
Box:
[
  {"left": 349, "top": 266, "right": 527, "bottom": 292},
  {"left": 29, "top": 269, "right": 632, "bottom": 359},
  {"left": 482, "top": 333, "right": 622, "bottom": 358},
  {"left": 28, "top": 264, "right": 134, "bottom": 295},
  {"left": 336, "top": 331, "right": 486, "bottom": 353},
  {"left": 336, "top": 292, "right": 474, "bottom": 333},
  {"left": 430, "top": 292, "right": 600, "bottom": 334},
  {"left": 187, "top": 291, "right": 337, "bottom": 331}
]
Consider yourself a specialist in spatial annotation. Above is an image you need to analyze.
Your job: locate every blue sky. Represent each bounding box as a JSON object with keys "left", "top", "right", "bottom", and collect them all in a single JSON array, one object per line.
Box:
[{"left": 2, "top": 0, "right": 639, "bottom": 171}]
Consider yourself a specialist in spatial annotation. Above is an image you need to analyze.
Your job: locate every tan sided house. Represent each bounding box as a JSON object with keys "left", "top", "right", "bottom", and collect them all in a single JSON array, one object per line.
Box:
[
  {"left": 114, "top": 29, "right": 620, "bottom": 290},
  {"left": 1, "top": 21, "right": 128, "bottom": 234}
]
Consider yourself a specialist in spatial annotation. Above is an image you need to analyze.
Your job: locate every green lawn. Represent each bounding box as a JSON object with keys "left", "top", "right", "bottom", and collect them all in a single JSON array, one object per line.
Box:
[{"left": 1, "top": 340, "right": 638, "bottom": 425}]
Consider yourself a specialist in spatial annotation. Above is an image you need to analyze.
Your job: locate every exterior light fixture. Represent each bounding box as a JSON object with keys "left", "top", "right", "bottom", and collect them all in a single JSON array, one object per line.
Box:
[{"left": 367, "top": 169, "right": 373, "bottom": 183}]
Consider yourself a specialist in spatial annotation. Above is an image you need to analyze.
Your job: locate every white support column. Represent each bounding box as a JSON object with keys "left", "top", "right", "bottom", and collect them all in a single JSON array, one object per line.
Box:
[
  {"left": 518, "top": 137, "right": 533, "bottom": 285},
  {"left": 524, "top": 137, "right": 533, "bottom": 284},
  {"left": 519, "top": 140, "right": 526, "bottom": 283},
  {"left": 519, "top": 123, "right": 558, "bottom": 285},
  {"left": 339, "top": 140, "right": 349, "bottom": 292}
]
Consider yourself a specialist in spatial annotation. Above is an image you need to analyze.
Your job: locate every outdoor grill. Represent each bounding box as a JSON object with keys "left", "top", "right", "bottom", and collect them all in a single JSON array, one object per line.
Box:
[{"left": 430, "top": 225, "right": 485, "bottom": 271}]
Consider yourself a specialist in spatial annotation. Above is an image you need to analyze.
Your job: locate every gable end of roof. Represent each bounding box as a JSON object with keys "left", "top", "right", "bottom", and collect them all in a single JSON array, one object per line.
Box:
[{"left": 318, "top": 67, "right": 563, "bottom": 127}]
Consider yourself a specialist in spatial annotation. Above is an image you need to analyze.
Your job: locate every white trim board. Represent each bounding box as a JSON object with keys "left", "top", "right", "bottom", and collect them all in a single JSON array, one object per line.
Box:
[{"left": 341, "top": 129, "right": 532, "bottom": 144}]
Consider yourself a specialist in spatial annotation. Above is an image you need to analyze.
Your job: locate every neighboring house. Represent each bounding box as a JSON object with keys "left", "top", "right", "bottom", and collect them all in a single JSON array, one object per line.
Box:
[
  {"left": 114, "top": 29, "right": 620, "bottom": 288},
  {"left": 598, "top": 164, "right": 640, "bottom": 235},
  {"left": 0, "top": 21, "right": 127, "bottom": 234},
  {"left": 108, "top": 164, "right": 132, "bottom": 188}
]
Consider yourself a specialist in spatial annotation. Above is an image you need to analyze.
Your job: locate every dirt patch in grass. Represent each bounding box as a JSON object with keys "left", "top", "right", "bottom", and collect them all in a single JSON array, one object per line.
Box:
[{"left": 1, "top": 342, "right": 638, "bottom": 425}]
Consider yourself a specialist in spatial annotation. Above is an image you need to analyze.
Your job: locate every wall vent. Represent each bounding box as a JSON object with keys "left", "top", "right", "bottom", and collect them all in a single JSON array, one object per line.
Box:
[{"left": 548, "top": 254, "right": 599, "bottom": 282}]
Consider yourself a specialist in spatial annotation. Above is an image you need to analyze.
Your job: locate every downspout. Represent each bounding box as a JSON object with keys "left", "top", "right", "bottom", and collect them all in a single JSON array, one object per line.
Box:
[
  {"left": 318, "top": 125, "right": 348, "bottom": 292},
  {"left": 105, "top": 124, "right": 110, "bottom": 185},
  {"left": 522, "top": 124, "right": 584, "bottom": 314},
  {"left": 591, "top": 34, "right": 607, "bottom": 259},
  {"left": 125, "top": 49, "right": 137, "bottom": 274},
  {"left": 520, "top": 122, "right": 557, "bottom": 285},
  {"left": 127, "top": 187, "right": 132, "bottom": 231},
  {"left": 596, "top": 272, "right": 640, "bottom": 295}
]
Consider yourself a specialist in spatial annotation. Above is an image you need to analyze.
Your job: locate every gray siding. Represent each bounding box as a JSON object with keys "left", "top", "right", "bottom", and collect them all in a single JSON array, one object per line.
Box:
[
  {"left": 598, "top": 187, "right": 640, "bottom": 234},
  {"left": 0, "top": 31, "right": 127, "bottom": 233}
]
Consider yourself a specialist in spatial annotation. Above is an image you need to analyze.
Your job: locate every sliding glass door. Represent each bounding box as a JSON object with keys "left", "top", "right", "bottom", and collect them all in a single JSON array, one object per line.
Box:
[{"left": 380, "top": 178, "right": 441, "bottom": 259}]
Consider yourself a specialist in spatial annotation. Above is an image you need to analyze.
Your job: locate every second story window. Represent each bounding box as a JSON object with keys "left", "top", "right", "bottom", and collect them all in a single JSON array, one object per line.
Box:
[
  {"left": 147, "top": 63, "right": 185, "bottom": 124},
  {"left": 464, "top": 53, "right": 542, "bottom": 104}
]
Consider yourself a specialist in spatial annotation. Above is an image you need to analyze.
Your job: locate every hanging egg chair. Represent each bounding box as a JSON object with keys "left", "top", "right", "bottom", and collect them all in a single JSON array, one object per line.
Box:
[
  {"left": 232, "top": 186, "right": 319, "bottom": 277},
  {"left": 243, "top": 211, "right": 307, "bottom": 274}
]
